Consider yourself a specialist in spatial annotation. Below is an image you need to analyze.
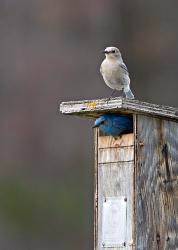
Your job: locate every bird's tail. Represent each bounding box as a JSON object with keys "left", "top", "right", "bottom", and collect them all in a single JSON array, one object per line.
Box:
[{"left": 124, "top": 89, "right": 134, "bottom": 99}]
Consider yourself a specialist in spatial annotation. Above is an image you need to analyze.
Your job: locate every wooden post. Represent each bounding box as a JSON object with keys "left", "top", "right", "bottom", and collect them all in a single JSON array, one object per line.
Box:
[{"left": 60, "top": 97, "right": 178, "bottom": 250}]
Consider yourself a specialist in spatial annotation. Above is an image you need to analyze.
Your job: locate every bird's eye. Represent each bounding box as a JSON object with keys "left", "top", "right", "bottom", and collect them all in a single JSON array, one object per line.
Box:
[{"left": 111, "top": 50, "right": 116, "bottom": 53}]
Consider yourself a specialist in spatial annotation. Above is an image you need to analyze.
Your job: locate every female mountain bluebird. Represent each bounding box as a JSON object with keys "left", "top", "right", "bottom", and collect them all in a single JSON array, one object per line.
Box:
[
  {"left": 100, "top": 46, "right": 134, "bottom": 99},
  {"left": 93, "top": 114, "right": 133, "bottom": 137}
]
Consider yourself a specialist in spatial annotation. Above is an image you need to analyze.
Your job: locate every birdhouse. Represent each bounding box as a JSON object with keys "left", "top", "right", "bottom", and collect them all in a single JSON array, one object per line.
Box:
[{"left": 60, "top": 97, "right": 178, "bottom": 250}]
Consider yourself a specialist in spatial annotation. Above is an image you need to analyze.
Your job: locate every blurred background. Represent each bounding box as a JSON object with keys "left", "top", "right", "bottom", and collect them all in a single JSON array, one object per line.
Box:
[{"left": 0, "top": 0, "right": 178, "bottom": 249}]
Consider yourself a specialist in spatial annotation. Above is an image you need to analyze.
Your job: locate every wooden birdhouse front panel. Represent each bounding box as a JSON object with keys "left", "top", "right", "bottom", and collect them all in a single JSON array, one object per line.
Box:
[{"left": 95, "top": 132, "right": 135, "bottom": 250}]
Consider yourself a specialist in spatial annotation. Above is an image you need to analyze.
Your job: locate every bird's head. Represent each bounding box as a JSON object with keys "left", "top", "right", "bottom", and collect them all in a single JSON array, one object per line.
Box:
[
  {"left": 103, "top": 46, "right": 122, "bottom": 60},
  {"left": 92, "top": 116, "right": 106, "bottom": 128},
  {"left": 92, "top": 115, "right": 112, "bottom": 128}
]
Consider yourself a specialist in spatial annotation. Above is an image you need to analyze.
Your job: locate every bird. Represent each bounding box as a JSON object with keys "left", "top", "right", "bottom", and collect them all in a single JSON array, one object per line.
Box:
[
  {"left": 93, "top": 114, "right": 133, "bottom": 137},
  {"left": 100, "top": 46, "right": 134, "bottom": 99}
]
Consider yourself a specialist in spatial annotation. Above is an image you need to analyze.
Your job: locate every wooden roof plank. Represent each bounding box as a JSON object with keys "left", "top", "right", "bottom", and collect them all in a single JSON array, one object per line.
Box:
[{"left": 59, "top": 97, "right": 178, "bottom": 121}]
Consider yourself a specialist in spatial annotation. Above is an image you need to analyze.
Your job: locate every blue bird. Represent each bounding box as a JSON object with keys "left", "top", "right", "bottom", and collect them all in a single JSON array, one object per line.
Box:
[{"left": 93, "top": 114, "right": 133, "bottom": 137}]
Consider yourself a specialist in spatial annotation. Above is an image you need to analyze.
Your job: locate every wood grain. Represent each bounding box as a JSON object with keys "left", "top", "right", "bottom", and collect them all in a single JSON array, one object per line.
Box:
[
  {"left": 96, "top": 133, "right": 134, "bottom": 250},
  {"left": 98, "top": 134, "right": 134, "bottom": 148},
  {"left": 59, "top": 97, "right": 178, "bottom": 121},
  {"left": 60, "top": 96, "right": 178, "bottom": 249},
  {"left": 94, "top": 128, "right": 98, "bottom": 250},
  {"left": 98, "top": 147, "right": 134, "bottom": 163},
  {"left": 135, "top": 115, "right": 178, "bottom": 250}
]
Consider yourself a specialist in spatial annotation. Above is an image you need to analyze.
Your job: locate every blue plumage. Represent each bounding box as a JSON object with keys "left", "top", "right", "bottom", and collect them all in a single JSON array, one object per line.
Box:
[{"left": 93, "top": 114, "right": 133, "bottom": 137}]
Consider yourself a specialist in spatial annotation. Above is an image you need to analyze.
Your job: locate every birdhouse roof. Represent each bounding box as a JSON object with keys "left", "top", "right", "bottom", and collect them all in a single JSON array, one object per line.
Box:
[{"left": 59, "top": 97, "right": 178, "bottom": 121}]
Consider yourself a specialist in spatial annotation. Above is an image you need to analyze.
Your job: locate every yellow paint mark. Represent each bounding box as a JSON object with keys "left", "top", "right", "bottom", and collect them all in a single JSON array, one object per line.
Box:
[{"left": 87, "top": 102, "right": 97, "bottom": 109}]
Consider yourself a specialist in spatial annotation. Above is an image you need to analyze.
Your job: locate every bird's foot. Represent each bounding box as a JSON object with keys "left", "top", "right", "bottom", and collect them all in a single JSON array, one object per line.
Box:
[
  {"left": 106, "top": 89, "right": 116, "bottom": 103},
  {"left": 106, "top": 96, "right": 112, "bottom": 104}
]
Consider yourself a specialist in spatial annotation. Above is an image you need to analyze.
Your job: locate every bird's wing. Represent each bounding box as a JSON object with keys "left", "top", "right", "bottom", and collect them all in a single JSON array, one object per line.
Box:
[
  {"left": 112, "top": 116, "right": 132, "bottom": 130},
  {"left": 119, "top": 63, "right": 129, "bottom": 75}
]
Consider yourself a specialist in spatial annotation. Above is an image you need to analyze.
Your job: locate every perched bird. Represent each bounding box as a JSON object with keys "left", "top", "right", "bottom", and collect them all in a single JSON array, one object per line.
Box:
[
  {"left": 93, "top": 114, "right": 133, "bottom": 137},
  {"left": 100, "top": 46, "right": 134, "bottom": 99}
]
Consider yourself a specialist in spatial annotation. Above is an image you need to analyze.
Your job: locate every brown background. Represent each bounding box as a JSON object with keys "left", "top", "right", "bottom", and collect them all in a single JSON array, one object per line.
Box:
[{"left": 0, "top": 0, "right": 178, "bottom": 249}]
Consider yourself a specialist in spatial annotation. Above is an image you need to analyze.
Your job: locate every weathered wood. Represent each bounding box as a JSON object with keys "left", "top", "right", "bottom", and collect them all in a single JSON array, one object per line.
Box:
[
  {"left": 98, "top": 147, "right": 134, "bottom": 163},
  {"left": 94, "top": 128, "right": 98, "bottom": 250},
  {"left": 98, "top": 135, "right": 134, "bottom": 148},
  {"left": 136, "top": 115, "right": 178, "bottom": 250},
  {"left": 60, "top": 96, "right": 178, "bottom": 249},
  {"left": 96, "top": 133, "right": 134, "bottom": 250},
  {"left": 133, "top": 114, "right": 137, "bottom": 249},
  {"left": 59, "top": 97, "right": 178, "bottom": 121},
  {"left": 161, "top": 120, "right": 178, "bottom": 250}
]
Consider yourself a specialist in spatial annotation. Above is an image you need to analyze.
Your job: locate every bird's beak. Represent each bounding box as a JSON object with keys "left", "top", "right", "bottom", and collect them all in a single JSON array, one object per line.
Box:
[
  {"left": 92, "top": 125, "right": 98, "bottom": 129},
  {"left": 102, "top": 50, "right": 109, "bottom": 54}
]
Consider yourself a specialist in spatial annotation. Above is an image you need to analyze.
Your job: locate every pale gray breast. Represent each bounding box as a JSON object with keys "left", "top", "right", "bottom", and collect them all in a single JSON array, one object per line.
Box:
[{"left": 100, "top": 59, "right": 130, "bottom": 89}]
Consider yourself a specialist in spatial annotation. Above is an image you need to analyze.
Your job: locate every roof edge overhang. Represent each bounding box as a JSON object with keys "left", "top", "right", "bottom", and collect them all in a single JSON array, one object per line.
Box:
[{"left": 59, "top": 97, "right": 178, "bottom": 121}]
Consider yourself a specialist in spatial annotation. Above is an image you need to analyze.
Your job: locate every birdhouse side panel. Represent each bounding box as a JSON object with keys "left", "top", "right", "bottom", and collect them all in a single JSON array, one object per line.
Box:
[
  {"left": 136, "top": 115, "right": 178, "bottom": 250},
  {"left": 161, "top": 119, "right": 178, "bottom": 249}
]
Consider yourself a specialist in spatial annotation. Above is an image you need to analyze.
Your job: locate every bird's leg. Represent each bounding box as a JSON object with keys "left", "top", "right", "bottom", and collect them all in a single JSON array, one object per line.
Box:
[
  {"left": 122, "top": 90, "right": 126, "bottom": 98},
  {"left": 110, "top": 89, "right": 116, "bottom": 97},
  {"left": 107, "top": 89, "right": 116, "bottom": 103}
]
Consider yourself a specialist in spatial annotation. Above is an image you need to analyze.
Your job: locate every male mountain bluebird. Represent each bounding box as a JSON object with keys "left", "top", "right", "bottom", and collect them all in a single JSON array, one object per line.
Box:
[
  {"left": 93, "top": 114, "right": 133, "bottom": 137},
  {"left": 100, "top": 46, "right": 134, "bottom": 99}
]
